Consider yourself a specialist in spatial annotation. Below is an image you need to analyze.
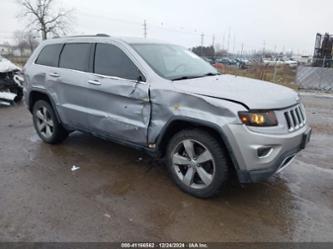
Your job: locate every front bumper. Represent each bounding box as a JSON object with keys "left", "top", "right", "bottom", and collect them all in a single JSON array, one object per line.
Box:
[{"left": 223, "top": 123, "right": 311, "bottom": 183}]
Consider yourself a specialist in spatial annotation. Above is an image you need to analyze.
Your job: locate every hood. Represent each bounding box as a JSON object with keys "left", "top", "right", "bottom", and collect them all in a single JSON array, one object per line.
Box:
[
  {"left": 0, "top": 56, "right": 20, "bottom": 73},
  {"left": 173, "top": 74, "right": 299, "bottom": 110}
]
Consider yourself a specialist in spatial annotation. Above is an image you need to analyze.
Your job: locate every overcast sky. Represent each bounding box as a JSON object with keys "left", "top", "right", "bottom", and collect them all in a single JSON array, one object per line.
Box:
[{"left": 1, "top": 0, "right": 332, "bottom": 54}]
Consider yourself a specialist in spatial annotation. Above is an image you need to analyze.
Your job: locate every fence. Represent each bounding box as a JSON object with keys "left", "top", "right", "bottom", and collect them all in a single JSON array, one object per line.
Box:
[{"left": 296, "top": 65, "right": 333, "bottom": 92}]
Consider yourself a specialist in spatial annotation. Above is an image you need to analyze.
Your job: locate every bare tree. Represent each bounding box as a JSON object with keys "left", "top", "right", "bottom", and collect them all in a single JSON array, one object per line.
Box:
[
  {"left": 17, "top": 0, "right": 73, "bottom": 40},
  {"left": 13, "top": 30, "right": 39, "bottom": 54},
  {"left": 13, "top": 30, "right": 29, "bottom": 55},
  {"left": 25, "top": 31, "right": 40, "bottom": 51}
]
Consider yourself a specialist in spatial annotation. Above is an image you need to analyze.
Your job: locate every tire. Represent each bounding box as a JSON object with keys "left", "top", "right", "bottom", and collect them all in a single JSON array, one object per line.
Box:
[
  {"left": 166, "top": 129, "right": 230, "bottom": 198},
  {"left": 32, "top": 100, "right": 68, "bottom": 144}
]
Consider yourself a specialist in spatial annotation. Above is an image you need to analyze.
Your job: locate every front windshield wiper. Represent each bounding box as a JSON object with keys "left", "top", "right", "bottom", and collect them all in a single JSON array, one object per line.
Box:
[
  {"left": 171, "top": 72, "right": 220, "bottom": 81},
  {"left": 201, "top": 72, "right": 221, "bottom": 77},
  {"left": 171, "top": 75, "right": 202, "bottom": 81}
]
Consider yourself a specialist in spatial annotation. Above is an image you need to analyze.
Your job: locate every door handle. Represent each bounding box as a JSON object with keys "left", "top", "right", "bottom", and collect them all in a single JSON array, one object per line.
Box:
[
  {"left": 49, "top": 72, "right": 60, "bottom": 78},
  {"left": 88, "top": 80, "right": 101, "bottom": 86}
]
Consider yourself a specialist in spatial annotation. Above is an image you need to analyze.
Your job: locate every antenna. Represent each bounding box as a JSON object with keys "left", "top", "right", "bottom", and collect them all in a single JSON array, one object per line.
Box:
[{"left": 96, "top": 33, "right": 110, "bottom": 37}]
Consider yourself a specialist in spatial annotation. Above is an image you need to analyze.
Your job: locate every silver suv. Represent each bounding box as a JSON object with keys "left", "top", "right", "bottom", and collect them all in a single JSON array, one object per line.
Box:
[{"left": 23, "top": 35, "right": 311, "bottom": 198}]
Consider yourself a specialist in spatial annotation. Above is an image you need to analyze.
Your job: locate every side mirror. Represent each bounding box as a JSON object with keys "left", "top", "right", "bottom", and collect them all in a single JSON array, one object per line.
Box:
[{"left": 137, "top": 71, "right": 146, "bottom": 82}]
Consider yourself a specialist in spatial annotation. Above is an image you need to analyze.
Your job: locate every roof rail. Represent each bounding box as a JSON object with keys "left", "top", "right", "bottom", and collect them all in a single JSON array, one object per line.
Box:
[
  {"left": 96, "top": 33, "right": 110, "bottom": 37},
  {"left": 54, "top": 34, "right": 110, "bottom": 39}
]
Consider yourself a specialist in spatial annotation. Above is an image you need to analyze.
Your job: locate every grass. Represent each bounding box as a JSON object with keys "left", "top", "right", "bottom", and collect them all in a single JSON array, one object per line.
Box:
[{"left": 217, "top": 64, "right": 299, "bottom": 90}]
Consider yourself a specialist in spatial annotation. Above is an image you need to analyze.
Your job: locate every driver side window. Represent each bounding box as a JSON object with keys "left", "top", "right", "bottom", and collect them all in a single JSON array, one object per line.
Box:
[{"left": 94, "top": 43, "right": 145, "bottom": 81}]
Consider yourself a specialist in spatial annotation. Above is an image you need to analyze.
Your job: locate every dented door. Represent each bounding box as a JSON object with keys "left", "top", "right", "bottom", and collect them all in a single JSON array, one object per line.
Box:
[
  {"left": 84, "top": 43, "right": 151, "bottom": 146},
  {"left": 85, "top": 75, "right": 150, "bottom": 145}
]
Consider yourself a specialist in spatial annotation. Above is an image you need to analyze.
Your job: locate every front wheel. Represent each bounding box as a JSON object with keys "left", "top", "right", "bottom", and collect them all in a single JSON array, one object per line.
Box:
[{"left": 166, "top": 129, "right": 230, "bottom": 198}]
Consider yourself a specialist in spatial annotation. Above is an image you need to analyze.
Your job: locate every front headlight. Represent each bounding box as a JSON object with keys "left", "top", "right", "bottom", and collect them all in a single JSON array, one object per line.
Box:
[{"left": 238, "top": 111, "right": 278, "bottom": 127}]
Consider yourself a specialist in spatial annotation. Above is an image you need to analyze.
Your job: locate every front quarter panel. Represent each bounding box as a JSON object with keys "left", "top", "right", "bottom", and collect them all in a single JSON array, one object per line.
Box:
[{"left": 148, "top": 82, "right": 246, "bottom": 144}]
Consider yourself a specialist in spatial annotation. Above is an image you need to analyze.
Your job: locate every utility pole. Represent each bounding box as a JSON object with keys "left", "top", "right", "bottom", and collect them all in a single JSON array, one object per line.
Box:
[
  {"left": 241, "top": 43, "right": 244, "bottom": 57},
  {"left": 227, "top": 28, "right": 231, "bottom": 52},
  {"left": 272, "top": 63, "right": 278, "bottom": 82},
  {"left": 233, "top": 34, "right": 236, "bottom": 54},
  {"left": 143, "top": 20, "right": 147, "bottom": 39},
  {"left": 212, "top": 34, "right": 215, "bottom": 47},
  {"left": 200, "top": 33, "right": 204, "bottom": 56}
]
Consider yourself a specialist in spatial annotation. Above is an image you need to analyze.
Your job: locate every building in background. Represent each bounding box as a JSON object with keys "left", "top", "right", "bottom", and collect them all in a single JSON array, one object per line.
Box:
[{"left": 313, "top": 33, "right": 333, "bottom": 68}]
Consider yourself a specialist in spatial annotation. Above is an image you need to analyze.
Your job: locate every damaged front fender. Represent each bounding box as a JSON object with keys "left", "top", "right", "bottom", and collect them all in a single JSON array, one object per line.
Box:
[{"left": 148, "top": 85, "right": 247, "bottom": 147}]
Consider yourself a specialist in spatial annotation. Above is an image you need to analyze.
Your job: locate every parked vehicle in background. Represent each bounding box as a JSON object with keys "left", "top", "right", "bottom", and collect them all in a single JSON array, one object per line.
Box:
[
  {"left": 216, "top": 57, "right": 237, "bottom": 66},
  {"left": 263, "top": 58, "right": 298, "bottom": 68},
  {"left": 235, "top": 58, "right": 250, "bottom": 69},
  {"left": 23, "top": 35, "right": 312, "bottom": 198},
  {"left": 0, "top": 56, "right": 24, "bottom": 104},
  {"left": 284, "top": 59, "right": 298, "bottom": 68}
]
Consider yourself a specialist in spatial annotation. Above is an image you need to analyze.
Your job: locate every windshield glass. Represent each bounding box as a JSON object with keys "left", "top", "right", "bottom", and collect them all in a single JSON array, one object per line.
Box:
[{"left": 131, "top": 43, "right": 218, "bottom": 80}]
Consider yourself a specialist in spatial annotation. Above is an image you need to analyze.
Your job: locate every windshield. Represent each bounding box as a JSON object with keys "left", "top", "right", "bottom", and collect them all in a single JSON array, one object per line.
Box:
[{"left": 131, "top": 43, "right": 219, "bottom": 80}]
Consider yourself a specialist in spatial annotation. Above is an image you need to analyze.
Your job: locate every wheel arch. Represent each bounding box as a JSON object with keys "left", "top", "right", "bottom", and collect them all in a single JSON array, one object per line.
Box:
[
  {"left": 28, "top": 90, "right": 62, "bottom": 123},
  {"left": 156, "top": 117, "right": 240, "bottom": 173}
]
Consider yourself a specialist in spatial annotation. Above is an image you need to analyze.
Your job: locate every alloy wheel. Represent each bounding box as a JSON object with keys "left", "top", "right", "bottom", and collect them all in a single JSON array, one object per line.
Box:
[
  {"left": 172, "top": 139, "right": 216, "bottom": 189},
  {"left": 35, "top": 106, "right": 54, "bottom": 139}
]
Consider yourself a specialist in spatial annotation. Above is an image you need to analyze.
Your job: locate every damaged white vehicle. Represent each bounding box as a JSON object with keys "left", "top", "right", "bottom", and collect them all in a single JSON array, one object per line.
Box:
[
  {"left": 23, "top": 35, "right": 311, "bottom": 198},
  {"left": 0, "top": 56, "right": 24, "bottom": 105}
]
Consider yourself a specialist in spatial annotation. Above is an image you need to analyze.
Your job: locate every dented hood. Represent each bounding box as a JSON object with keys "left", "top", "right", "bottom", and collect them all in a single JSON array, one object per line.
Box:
[{"left": 173, "top": 74, "right": 299, "bottom": 110}]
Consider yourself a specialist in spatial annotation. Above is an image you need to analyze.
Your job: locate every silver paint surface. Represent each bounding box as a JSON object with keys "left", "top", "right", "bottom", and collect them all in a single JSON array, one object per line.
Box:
[{"left": 23, "top": 36, "right": 309, "bottom": 176}]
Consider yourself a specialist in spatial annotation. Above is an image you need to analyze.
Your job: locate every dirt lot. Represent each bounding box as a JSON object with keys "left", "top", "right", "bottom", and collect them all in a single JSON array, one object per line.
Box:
[{"left": 0, "top": 94, "right": 332, "bottom": 242}]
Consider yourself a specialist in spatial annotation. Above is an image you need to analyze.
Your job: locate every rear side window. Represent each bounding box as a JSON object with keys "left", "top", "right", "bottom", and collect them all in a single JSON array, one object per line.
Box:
[
  {"left": 94, "top": 43, "right": 142, "bottom": 81},
  {"left": 59, "top": 43, "right": 92, "bottom": 72},
  {"left": 35, "top": 44, "right": 63, "bottom": 67}
]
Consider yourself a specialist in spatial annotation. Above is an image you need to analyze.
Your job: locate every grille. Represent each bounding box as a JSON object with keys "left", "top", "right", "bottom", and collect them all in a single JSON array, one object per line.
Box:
[{"left": 283, "top": 105, "right": 306, "bottom": 131}]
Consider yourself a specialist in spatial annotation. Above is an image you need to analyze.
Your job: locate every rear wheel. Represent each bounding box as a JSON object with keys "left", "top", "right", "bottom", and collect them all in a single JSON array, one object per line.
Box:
[
  {"left": 32, "top": 100, "right": 68, "bottom": 144},
  {"left": 166, "top": 129, "right": 230, "bottom": 198}
]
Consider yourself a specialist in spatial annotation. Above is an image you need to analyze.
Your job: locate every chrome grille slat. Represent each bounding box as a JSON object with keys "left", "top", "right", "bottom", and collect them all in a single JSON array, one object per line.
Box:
[
  {"left": 284, "top": 112, "right": 292, "bottom": 129},
  {"left": 290, "top": 110, "right": 298, "bottom": 128},
  {"left": 296, "top": 109, "right": 300, "bottom": 124},
  {"left": 298, "top": 106, "right": 305, "bottom": 123},
  {"left": 295, "top": 107, "right": 302, "bottom": 125},
  {"left": 295, "top": 107, "right": 303, "bottom": 124},
  {"left": 283, "top": 104, "right": 306, "bottom": 132}
]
